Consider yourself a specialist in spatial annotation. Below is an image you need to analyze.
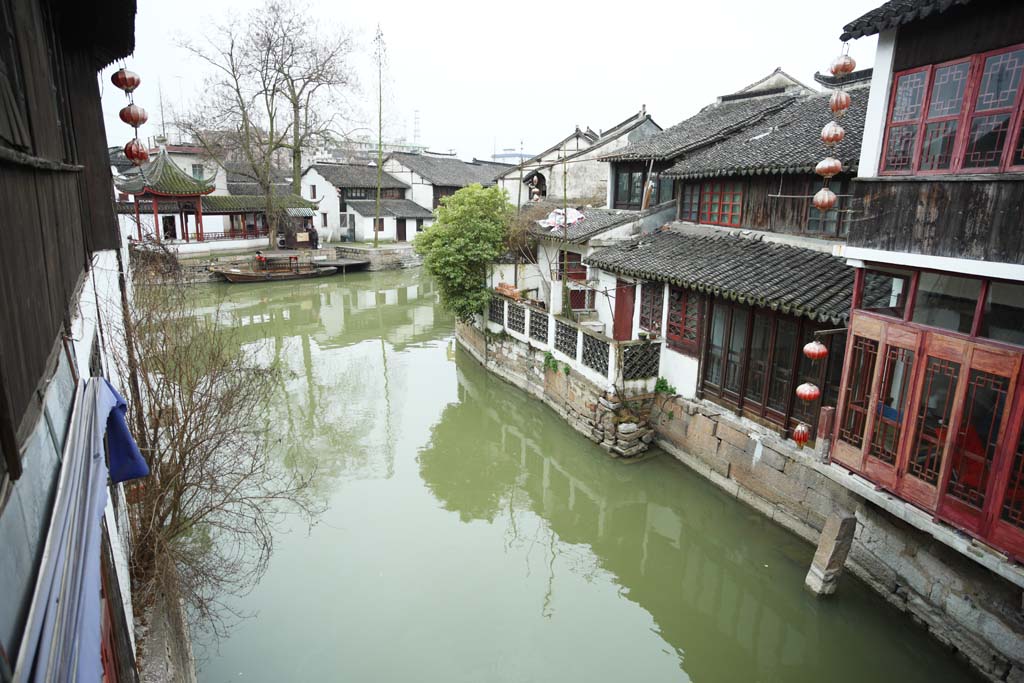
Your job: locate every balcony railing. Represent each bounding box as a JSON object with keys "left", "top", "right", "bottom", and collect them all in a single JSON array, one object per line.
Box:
[{"left": 486, "top": 294, "right": 661, "bottom": 391}]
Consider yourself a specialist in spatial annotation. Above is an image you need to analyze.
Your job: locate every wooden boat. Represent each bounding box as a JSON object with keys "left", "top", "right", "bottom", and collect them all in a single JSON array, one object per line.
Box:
[{"left": 209, "top": 264, "right": 338, "bottom": 283}]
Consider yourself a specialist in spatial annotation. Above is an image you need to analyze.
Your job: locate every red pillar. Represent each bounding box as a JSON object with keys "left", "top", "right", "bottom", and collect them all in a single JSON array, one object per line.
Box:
[
  {"left": 152, "top": 196, "right": 160, "bottom": 243},
  {"left": 196, "top": 196, "right": 205, "bottom": 242},
  {"left": 133, "top": 195, "right": 142, "bottom": 240},
  {"left": 183, "top": 209, "right": 190, "bottom": 243}
]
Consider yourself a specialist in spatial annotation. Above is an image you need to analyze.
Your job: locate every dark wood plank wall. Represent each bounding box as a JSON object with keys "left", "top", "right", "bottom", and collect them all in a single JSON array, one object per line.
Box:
[
  {"left": 850, "top": 178, "right": 1024, "bottom": 264},
  {"left": 893, "top": 0, "right": 1024, "bottom": 71},
  {"left": 0, "top": 0, "right": 119, "bottom": 447}
]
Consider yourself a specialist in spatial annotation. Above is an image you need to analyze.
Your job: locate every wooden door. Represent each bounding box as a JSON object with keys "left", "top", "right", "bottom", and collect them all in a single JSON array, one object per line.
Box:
[
  {"left": 613, "top": 280, "right": 635, "bottom": 341},
  {"left": 862, "top": 324, "right": 920, "bottom": 489},
  {"left": 396, "top": 218, "right": 407, "bottom": 242},
  {"left": 935, "top": 342, "right": 1021, "bottom": 535},
  {"left": 832, "top": 315, "right": 884, "bottom": 471}
]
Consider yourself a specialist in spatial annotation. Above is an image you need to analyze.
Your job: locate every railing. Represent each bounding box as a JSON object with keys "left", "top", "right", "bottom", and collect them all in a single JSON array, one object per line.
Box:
[
  {"left": 195, "top": 228, "right": 270, "bottom": 242},
  {"left": 485, "top": 294, "right": 661, "bottom": 390}
]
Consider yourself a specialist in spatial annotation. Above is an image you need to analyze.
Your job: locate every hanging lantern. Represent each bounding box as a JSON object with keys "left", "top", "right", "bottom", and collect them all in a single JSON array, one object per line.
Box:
[
  {"left": 793, "top": 423, "right": 811, "bottom": 448},
  {"left": 796, "top": 382, "right": 822, "bottom": 403},
  {"left": 111, "top": 68, "right": 141, "bottom": 93},
  {"left": 124, "top": 138, "right": 149, "bottom": 165},
  {"left": 812, "top": 187, "right": 837, "bottom": 211},
  {"left": 821, "top": 121, "right": 846, "bottom": 147},
  {"left": 829, "top": 90, "right": 851, "bottom": 118},
  {"left": 119, "top": 103, "right": 148, "bottom": 127},
  {"left": 803, "top": 340, "right": 829, "bottom": 361},
  {"left": 829, "top": 54, "right": 857, "bottom": 77},
  {"left": 815, "top": 157, "right": 842, "bottom": 179}
]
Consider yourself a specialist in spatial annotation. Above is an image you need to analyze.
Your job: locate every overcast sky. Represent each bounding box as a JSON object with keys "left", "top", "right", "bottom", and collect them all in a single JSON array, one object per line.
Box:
[{"left": 100, "top": 0, "right": 880, "bottom": 163}]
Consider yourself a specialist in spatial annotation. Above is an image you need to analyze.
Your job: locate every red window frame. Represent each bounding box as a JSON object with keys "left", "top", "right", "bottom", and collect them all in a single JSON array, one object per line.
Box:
[
  {"left": 666, "top": 285, "right": 702, "bottom": 354},
  {"left": 639, "top": 282, "right": 663, "bottom": 334},
  {"left": 699, "top": 180, "right": 743, "bottom": 227},
  {"left": 880, "top": 42, "right": 1024, "bottom": 176}
]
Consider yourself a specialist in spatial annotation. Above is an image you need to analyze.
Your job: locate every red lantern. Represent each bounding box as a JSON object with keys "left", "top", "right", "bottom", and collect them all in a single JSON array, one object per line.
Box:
[
  {"left": 119, "top": 103, "right": 148, "bottom": 127},
  {"left": 829, "top": 54, "right": 857, "bottom": 77},
  {"left": 124, "top": 138, "right": 149, "bottom": 165},
  {"left": 793, "top": 423, "right": 811, "bottom": 448},
  {"left": 821, "top": 121, "right": 846, "bottom": 147},
  {"left": 829, "top": 90, "right": 851, "bottom": 118},
  {"left": 803, "top": 340, "right": 829, "bottom": 361},
  {"left": 815, "top": 157, "right": 842, "bottom": 179},
  {"left": 796, "top": 382, "right": 822, "bottom": 403},
  {"left": 111, "top": 68, "right": 141, "bottom": 93},
  {"left": 813, "top": 187, "right": 837, "bottom": 211}
]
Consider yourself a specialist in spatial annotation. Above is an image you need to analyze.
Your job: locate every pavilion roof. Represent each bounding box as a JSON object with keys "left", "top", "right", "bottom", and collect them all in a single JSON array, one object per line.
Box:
[{"left": 114, "top": 148, "right": 216, "bottom": 196}]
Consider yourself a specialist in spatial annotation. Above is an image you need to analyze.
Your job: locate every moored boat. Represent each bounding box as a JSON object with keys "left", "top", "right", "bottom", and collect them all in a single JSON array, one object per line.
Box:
[{"left": 209, "top": 264, "right": 338, "bottom": 283}]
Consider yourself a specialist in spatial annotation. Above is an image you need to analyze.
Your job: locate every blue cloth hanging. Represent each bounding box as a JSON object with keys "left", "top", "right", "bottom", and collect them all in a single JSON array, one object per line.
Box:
[{"left": 103, "top": 378, "right": 149, "bottom": 483}]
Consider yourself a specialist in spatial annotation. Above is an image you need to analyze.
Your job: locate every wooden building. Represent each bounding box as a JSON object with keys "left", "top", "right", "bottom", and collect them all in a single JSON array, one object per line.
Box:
[
  {"left": 0, "top": 0, "right": 141, "bottom": 678},
  {"left": 832, "top": 0, "right": 1024, "bottom": 560}
]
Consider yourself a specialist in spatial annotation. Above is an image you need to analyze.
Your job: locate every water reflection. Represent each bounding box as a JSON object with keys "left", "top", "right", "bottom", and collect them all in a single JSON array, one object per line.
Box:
[
  {"left": 196, "top": 270, "right": 978, "bottom": 683},
  {"left": 420, "top": 352, "right": 979, "bottom": 683}
]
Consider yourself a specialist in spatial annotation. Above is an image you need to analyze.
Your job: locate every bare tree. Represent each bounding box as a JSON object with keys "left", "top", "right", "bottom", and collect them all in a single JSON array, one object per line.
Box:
[
  {"left": 255, "top": 1, "right": 354, "bottom": 195},
  {"left": 113, "top": 258, "right": 320, "bottom": 641},
  {"left": 373, "top": 25, "right": 387, "bottom": 249}
]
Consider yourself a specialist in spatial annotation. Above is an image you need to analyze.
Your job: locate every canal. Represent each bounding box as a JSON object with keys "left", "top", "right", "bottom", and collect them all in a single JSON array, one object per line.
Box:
[{"left": 197, "top": 268, "right": 979, "bottom": 683}]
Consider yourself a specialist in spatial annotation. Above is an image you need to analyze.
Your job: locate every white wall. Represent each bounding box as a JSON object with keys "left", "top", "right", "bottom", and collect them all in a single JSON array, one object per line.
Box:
[
  {"left": 659, "top": 347, "right": 699, "bottom": 399},
  {"left": 858, "top": 29, "right": 897, "bottom": 179},
  {"left": 487, "top": 262, "right": 544, "bottom": 300},
  {"left": 348, "top": 211, "right": 433, "bottom": 242},
  {"left": 383, "top": 159, "right": 435, "bottom": 210},
  {"left": 301, "top": 168, "right": 343, "bottom": 240}
]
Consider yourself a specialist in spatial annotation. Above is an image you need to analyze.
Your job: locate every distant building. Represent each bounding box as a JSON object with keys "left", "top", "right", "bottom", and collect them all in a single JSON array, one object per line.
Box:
[
  {"left": 383, "top": 152, "right": 513, "bottom": 210},
  {"left": 301, "top": 162, "right": 412, "bottom": 241}
]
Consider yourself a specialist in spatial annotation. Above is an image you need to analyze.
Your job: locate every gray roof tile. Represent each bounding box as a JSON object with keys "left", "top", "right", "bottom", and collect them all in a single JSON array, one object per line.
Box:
[
  {"left": 528, "top": 207, "right": 641, "bottom": 244},
  {"left": 387, "top": 152, "right": 511, "bottom": 187},
  {"left": 310, "top": 163, "right": 407, "bottom": 190},
  {"left": 586, "top": 230, "right": 856, "bottom": 324},
  {"left": 346, "top": 199, "right": 434, "bottom": 219},
  {"left": 841, "top": 0, "right": 974, "bottom": 40}
]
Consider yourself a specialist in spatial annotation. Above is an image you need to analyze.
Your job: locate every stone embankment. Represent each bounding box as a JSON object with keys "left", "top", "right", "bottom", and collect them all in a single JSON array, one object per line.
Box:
[{"left": 334, "top": 244, "right": 422, "bottom": 271}]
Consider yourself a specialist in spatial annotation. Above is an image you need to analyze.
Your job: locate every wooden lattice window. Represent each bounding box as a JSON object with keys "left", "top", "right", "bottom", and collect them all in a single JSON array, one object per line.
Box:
[
  {"left": 1000, "top": 428, "right": 1024, "bottom": 530},
  {"left": 699, "top": 181, "right": 743, "bottom": 226},
  {"left": 868, "top": 346, "right": 916, "bottom": 465},
  {"left": 945, "top": 369, "right": 1010, "bottom": 510},
  {"left": 679, "top": 183, "right": 699, "bottom": 222},
  {"left": 838, "top": 336, "right": 879, "bottom": 448},
  {"left": 881, "top": 43, "right": 1024, "bottom": 175},
  {"left": 666, "top": 286, "right": 701, "bottom": 354},
  {"left": 907, "top": 356, "right": 961, "bottom": 485},
  {"left": 639, "top": 282, "right": 663, "bottom": 334}
]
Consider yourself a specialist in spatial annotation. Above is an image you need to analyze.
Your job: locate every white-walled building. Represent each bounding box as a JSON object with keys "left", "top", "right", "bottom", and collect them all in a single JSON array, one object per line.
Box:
[
  {"left": 383, "top": 152, "right": 512, "bottom": 210},
  {"left": 496, "top": 108, "right": 661, "bottom": 207},
  {"left": 345, "top": 199, "right": 434, "bottom": 242},
  {"left": 301, "top": 162, "right": 410, "bottom": 241}
]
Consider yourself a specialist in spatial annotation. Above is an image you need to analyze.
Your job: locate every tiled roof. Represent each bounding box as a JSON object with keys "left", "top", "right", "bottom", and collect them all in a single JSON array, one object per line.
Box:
[
  {"left": 226, "top": 182, "right": 293, "bottom": 196},
  {"left": 114, "top": 149, "right": 215, "bottom": 196},
  {"left": 665, "top": 87, "right": 867, "bottom": 179},
  {"left": 602, "top": 94, "right": 797, "bottom": 162},
  {"left": 108, "top": 146, "right": 134, "bottom": 173},
  {"left": 840, "top": 0, "right": 974, "bottom": 40},
  {"left": 309, "top": 163, "right": 407, "bottom": 190},
  {"left": 387, "top": 152, "right": 510, "bottom": 187},
  {"left": 202, "top": 194, "right": 317, "bottom": 213},
  {"left": 586, "top": 230, "right": 856, "bottom": 324},
  {"left": 346, "top": 199, "right": 434, "bottom": 219},
  {"left": 528, "top": 207, "right": 641, "bottom": 244}
]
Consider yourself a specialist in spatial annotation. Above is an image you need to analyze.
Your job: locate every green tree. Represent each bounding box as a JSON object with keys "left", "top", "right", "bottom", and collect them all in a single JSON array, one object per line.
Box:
[{"left": 415, "top": 184, "right": 513, "bottom": 322}]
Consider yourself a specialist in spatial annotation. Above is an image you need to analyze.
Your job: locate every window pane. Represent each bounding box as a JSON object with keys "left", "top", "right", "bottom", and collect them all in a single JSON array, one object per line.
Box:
[
  {"left": 823, "top": 333, "right": 847, "bottom": 407},
  {"left": 630, "top": 172, "right": 643, "bottom": 205},
  {"left": 616, "top": 172, "right": 629, "bottom": 204},
  {"left": 946, "top": 369, "right": 1010, "bottom": 510},
  {"left": 640, "top": 283, "right": 663, "bottom": 333},
  {"left": 658, "top": 176, "right": 673, "bottom": 204},
  {"left": 745, "top": 313, "right": 771, "bottom": 402},
  {"left": 908, "top": 357, "right": 961, "bottom": 485},
  {"left": 927, "top": 62, "right": 970, "bottom": 118},
  {"left": 861, "top": 269, "right": 911, "bottom": 318},
  {"left": 884, "top": 125, "right": 918, "bottom": 171},
  {"left": 962, "top": 113, "right": 1011, "bottom": 168},
  {"left": 979, "top": 281, "right": 1024, "bottom": 346},
  {"left": 868, "top": 347, "right": 915, "bottom": 465},
  {"left": 919, "top": 120, "right": 959, "bottom": 170},
  {"left": 839, "top": 336, "right": 879, "bottom": 448},
  {"left": 912, "top": 272, "right": 981, "bottom": 334},
  {"left": 706, "top": 304, "right": 727, "bottom": 386},
  {"left": 892, "top": 71, "right": 927, "bottom": 121},
  {"left": 683, "top": 294, "right": 700, "bottom": 342},
  {"left": 766, "top": 318, "right": 797, "bottom": 412},
  {"left": 1001, "top": 429, "right": 1024, "bottom": 530},
  {"left": 724, "top": 309, "right": 747, "bottom": 394},
  {"left": 974, "top": 49, "right": 1024, "bottom": 112}
]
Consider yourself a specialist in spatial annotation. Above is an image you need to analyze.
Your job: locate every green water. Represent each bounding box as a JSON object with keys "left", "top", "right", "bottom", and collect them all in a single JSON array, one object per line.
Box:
[{"left": 197, "top": 269, "right": 979, "bottom": 683}]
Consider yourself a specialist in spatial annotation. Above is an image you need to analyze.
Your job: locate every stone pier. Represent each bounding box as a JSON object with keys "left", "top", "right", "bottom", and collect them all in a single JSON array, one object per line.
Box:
[{"left": 805, "top": 514, "right": 857, "bottom": 596}]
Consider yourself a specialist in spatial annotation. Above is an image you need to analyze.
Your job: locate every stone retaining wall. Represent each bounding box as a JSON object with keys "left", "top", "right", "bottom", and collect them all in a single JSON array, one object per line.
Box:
[
  {"left": 334, "top": 245, "right": 422, "bottom": 271},
  {"left": 457, "top": 321, "right": 654, "bottom": 458},
  {"left": 651, "top": 395, "right": 1024, "bottom": 682}
]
